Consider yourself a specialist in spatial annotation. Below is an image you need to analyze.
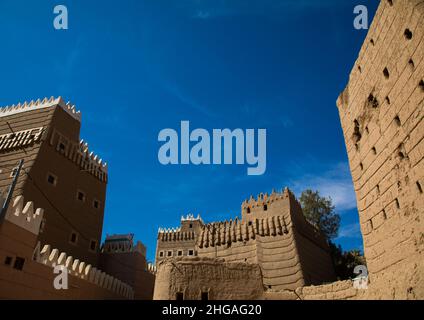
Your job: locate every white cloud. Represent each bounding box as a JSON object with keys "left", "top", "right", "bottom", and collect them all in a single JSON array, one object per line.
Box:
[{"left": 289, "top": 162, "right": 357, "bottom": 212}]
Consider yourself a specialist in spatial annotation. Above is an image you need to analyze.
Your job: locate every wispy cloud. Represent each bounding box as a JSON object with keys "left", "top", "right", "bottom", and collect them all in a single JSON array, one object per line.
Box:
[
  {"left": 160, "top": 80, "right": 217, "bottom": 118},
  {"left": 183, "top": 0, "right": 353, "bottom": 20},
  {"left": 337, "top": 222, "right": 361, "bottom": 239},
  {"left": 288, "top": 162, "right": 357, "bottom": 212}
]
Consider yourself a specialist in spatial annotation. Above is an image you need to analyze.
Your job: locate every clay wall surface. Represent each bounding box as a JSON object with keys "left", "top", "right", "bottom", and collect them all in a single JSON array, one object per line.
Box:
[
  {"left": 0, "top": 98, "right": 108, "bottom": 266},
  {"left": 337, "top": 0, "right": 424, "bottom": 299},
  {"left": 153, "top": 257, "right": 264, "bottom": 300},
  {"left": 100, "top": 251, "right": 155, "bottom": 300}
]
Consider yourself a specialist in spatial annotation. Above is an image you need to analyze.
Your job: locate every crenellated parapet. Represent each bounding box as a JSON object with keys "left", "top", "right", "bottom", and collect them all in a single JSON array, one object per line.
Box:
[
  {"left": 4, "top": 196, "right": 44, "bottom": 235},
  {"left": 242, "top": 187, "right": 296, "bottom": 211},
  {"left": 49, "top": 130, "right": 108, "bottom": 182},
  {"left": 181, "top": 213, "right": 203, "bottom": 223},
  {"left": 147, "top": 263, "right": 157, "bottom": 275},
  {"left": 158, "top": 227, "right": 196, "bottom": 242},
  {"left": 198, "top": 215, "right": 289, "bottom": 248},
  {"left": 0, "top": 97, "right": 81, "bottom": 122},
  {"left": 102, "top": 234, "right": 147, "bottom": 256},
  {"left": 35, "top": 244, "right": 134, "bottom": 299}
]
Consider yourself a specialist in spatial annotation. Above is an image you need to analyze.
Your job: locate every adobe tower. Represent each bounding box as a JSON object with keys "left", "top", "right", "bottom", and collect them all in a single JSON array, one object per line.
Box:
[{"left": 337, "top": 0, "right": 424, "bottom": 298}]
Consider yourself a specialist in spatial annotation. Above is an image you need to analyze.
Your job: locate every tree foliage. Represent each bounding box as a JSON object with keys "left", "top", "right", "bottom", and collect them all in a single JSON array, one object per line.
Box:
[
  {"left": 299, "top": 189, "right": 366, "bottom": 280},
  {"left": 299, "top": 189, "right": 341, "bottom": 240},
  {"left": 329, "top": 242, "right": 366, "bottom": 280}
]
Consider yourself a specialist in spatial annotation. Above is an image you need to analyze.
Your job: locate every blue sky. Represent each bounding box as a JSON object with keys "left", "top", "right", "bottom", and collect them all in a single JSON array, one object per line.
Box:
[{"left": 0, "top": 0, "right": 379, "bottom": 262}]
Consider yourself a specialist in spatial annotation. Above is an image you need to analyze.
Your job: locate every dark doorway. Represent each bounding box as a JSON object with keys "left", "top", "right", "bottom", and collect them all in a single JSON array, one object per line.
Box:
[{"left": 201, "top": 292, "right": 209, "bottom": 301}]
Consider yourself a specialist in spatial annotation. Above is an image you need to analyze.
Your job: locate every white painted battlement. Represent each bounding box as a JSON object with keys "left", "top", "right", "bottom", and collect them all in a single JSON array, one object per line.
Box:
[
  {"left": 0, "top": 97, "right": 81, "bottom": 122},
  {"left": 181, "top": 213, "right": 203, "bottom": 222},
  {"left": 78, "top": 139, "right": 108, "bottom": 174},
  {"left": 5, "top": 195, "right": 44, "bottom": 235},
  {"left": 147, "top": 263, "right": 157, "bottom": 274},
  {"left": 35, "top": 244, "right": 134, "bottom": 299}
]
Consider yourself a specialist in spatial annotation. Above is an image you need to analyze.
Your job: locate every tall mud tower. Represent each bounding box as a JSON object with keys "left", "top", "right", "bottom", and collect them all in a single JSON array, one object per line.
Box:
[{"left": 337, "top": 0, "right": 423, "bottom": 299}]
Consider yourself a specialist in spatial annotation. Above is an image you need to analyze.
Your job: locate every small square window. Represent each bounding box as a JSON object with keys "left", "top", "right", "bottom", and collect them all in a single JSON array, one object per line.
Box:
[
  {"left": 47, "top": 173, "right": 57, "bottom": 186},
  {"left": 13, "top": 257, "right": 25, "bottom": 270},
  {"left": 167, "top": 250, "right": 173, "bottom": 257},
  {"left": 178, "top": 250, "right": 183, "bottom": 256},
  {"left": 159, "top": 251, "right": 164, "bottom": 258},
  {"left": 77, "top": 191, "right": 86, "bottom": 202},
  {"left": 4, "top": 256, "right": 13, "bottom": 266},
  {"left": 89, "top": 240, "right": 97, "bottom": 252},
  {"left": 70, "top": 231, "right": 78, "bottom": 244},
  {"left": 93, "top": 200, "right": 100, "bottom": 209},
  {"left": 188, "top": 250, "right": 194, "bottom": 256},
  {"left": 189, "top": 223, "right": 193, "bottom": 229}
]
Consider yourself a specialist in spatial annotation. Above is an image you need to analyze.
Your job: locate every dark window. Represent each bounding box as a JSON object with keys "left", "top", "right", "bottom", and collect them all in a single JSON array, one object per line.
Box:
[
  {"left": 264, "top": 204, "right": 268, "bottom": 211},
  {"left": 159, "top": 251, "right": 164, "bottom": 257},
  {"left": 13, "top": 257, "right": 25, "bottom": 271},
  {"left": 178, "top": 250, "right": 183, "bottom": 256},
  {"left": 188, "top": 250, "right": 194, "bottom": 256},
  {"left": 59, "top": 143, "right": 66, "bottom": 151},
  {"left": 47, "top": 174, "right": 56, "bottom": 185},
  {"left": 201, "top": 292, "right": 209, "bottom": 301},
  {"left": 77, "top": 191, "right": 85, "bottom": 201},
  {"left": 93, "top": 200, "right": 100, "bottom": 209},
  {"left": 70, "top": 232, "right": 78, "bottom": 244},
  {"left": 176, "top": 292, "right": 184, "bottom": 301},
  {"left": 189, "top": 223, "right": 193, "bottom": 229},
  {"left": 167, "top": 251, "right": 172, "bottom": 257},
  {"left": 90, "top": 240, "right": 97, "bottom": 251},
  {"left": 4, "top": 256, "right": 13, "bottom": 266},
  {"left": 248, "top": 221, "right": 252, "bottom": 226},
  {"left": 246, "top": 207, "right": 251, "bottom": 214}
]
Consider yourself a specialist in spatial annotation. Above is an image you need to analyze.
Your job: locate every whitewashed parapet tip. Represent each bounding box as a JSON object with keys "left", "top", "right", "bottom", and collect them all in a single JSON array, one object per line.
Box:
[
  {"left": 5, "top": 195, "right": 44, "bottom": 235},
  {"left": 181, "top": 213, "right": 203, "bottom": 222},
  {"left": 36, "top": 244, "right": 134, "bottom": 299},
  {"left": 242, "top": 187, "right": 294, "bottom": 208},
  {"left": 0, "top": 96, "right": 81, "bottom": 122},
  {"left": 79, "top": 139, "right": 108, "bottom": 173},
  {"left": 158, "top": 227, "right": 181, "bottom": 233},
  {"left": 147, "top": 263, "right": 157, "bottom": 275}
]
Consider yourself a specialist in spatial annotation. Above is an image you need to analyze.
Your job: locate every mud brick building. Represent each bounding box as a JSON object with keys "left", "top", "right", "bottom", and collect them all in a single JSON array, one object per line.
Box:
[
  {"left": 0, "top": 97, "right": 154, "bottom": 299},
  {"left": 154, "top": 188, "right": 337, "bottom": 299}
]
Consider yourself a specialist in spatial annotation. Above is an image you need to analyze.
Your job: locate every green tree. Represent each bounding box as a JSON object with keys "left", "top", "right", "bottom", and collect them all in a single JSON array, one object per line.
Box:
[
  {"left": 329, "top": 242, "right": 366, "bottom": 280},
  {"left": 299, "top": 189, "right": 366, "bottom": 280},
  {"left": 299, "top": 189, "right": 341, "bottom": 240}
]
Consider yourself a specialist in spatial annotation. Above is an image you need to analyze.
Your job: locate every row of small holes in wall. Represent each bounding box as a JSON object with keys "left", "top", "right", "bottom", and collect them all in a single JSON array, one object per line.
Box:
[{"left": 358, "top": 22, "right": 413, "bottom": 75}]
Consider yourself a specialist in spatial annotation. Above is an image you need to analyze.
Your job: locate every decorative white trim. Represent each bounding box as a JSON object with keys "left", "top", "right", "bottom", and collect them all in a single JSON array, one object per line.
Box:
[{"left": 0, "top": 97, "right": 81, "bottom": 122}]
